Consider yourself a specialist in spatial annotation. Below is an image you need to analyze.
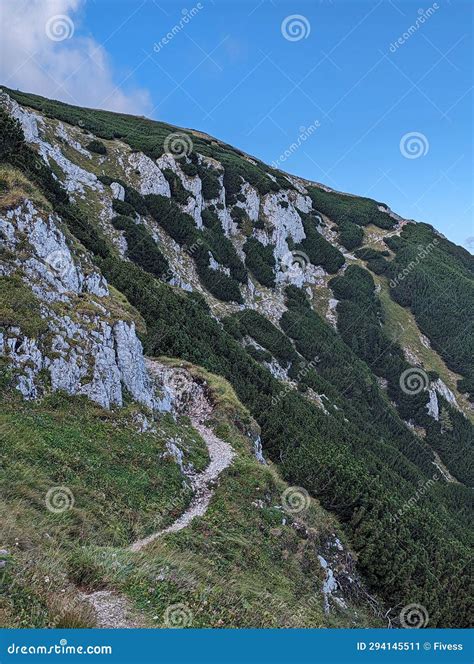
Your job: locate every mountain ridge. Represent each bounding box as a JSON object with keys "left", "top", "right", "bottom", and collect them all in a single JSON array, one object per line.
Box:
[{"left": 0, "top": 87, "right": 472, "bottom": 629}]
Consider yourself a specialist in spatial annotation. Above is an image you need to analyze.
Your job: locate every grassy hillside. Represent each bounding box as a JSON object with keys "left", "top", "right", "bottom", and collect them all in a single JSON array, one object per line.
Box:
[
  {"left": 0, "top": 369, "right": 376, "bottom": 628},
  {"left": 0, "top": 89, "right": 472, "bottom": 628}
]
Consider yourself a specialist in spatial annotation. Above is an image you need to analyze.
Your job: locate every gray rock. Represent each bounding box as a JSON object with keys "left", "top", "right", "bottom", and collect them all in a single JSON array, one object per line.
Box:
[
  {"left": 110, "top": 182, "right": 125, "bottom": 201},
  {"left": 114, "top": 321, "right": 155, "bottom": 409}
]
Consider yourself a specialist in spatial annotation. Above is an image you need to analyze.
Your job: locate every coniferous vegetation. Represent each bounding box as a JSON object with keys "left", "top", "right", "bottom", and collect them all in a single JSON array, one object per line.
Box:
[
  {"left": 110, "top": 215, "right": 169, "bottom": 278},
  {"left": 329, "top": 264, "right": 474, "bottom": 485},
  {"left": 225, "top": 310, "right": 297, "bottom": 366},
  {"left": 354, "top": 247, "right": 390, "bottom": 274},
  {"left": 200, "top": 207, "right": 247, "bottom": 282},
  {"left": 111, "top": 198, "right": 136, "bottom": 217},
  {"left": 337, "top": 220, "right": 364, "bottom": 250},
  {"left": 243, "top": 237, "right": 276, "bottom": 287},
  {"left": 98, "top": 175, "right": 148, "bottom": 215},
  {"left": 1, "top": 93, "right": 472, "bottom": 629},
  {"left": 295, "top": 214, "right": 345, "bottom": 273},
  {"left": 385, "top": 223, "right": 474, "bottom": 399},
  {"left": 100, "top": 256, "right": 471, "bottom": 627},
  {"left": 161, "top": 168, "right": 190, "bottom": 205},
  {"left": 196, "top": 160, "right": 222, "bottom": 200},
  {"left": 145, "top": 194, "right": 243, "bottom": 302},
  {"left": 85, "top": 139, "right": 107, "bottom": 155},
  {"left": 307, "top": 185, "right": 396, "bottom": 230}
]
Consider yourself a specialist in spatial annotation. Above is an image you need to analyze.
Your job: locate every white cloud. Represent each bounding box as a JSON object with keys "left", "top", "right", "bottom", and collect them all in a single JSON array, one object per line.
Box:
[{"left": 0, "top": 0, "right": 152, "bottom": 115}]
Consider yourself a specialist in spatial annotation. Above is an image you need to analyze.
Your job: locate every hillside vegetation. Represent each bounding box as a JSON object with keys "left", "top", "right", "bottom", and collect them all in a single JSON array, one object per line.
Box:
[{"left": 0, "top": 87, "right": 472, "bottom": 629}]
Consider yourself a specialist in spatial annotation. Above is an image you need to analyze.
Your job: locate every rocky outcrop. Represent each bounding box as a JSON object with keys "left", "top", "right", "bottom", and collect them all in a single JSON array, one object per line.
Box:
[
  {"left": 0, "top": 330, "right": 43, "bottom": 399},
  {"left": 433, "top": 378, "right": 459, "bottom": 410},
  {"left": 1, "top": 200, "right": 156, "bottom": 410},
  {"left": 55, "top": 122, "right": 91, "bottom": 158},
  {"left": 3, "top": 201, "right": 108, "bottom": 301},
  {"left": 114, "top": 321, "right": 156, "bottom": 409},
  {"left": 426, "top": 388, "right": 439, "bottom": 420},
  {"left": 110, "top": 182, "right": 125, "bottom": 201},
  {"left": 426, "top": 378, "right": 461, "bottom": 421},
  {"left": 0, "top": 93, "right": 101, "bottom": 196},
  {"left": 127, "top": 152, "right": 170, "bottom": 197}
]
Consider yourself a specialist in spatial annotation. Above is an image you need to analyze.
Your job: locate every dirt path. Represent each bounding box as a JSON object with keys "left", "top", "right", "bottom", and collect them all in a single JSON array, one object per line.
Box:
[
  {"left": 130, "top": 420, "right": 234, "bottom": 551},
  {"left": 82, "top": 362, "right": 235, "bottom": 626},
  {"left": 130, "top": 361, "right": 235, "bottom": 551},
  {"left": 80, "top": 590, "right": 148, "bottom": 628}
]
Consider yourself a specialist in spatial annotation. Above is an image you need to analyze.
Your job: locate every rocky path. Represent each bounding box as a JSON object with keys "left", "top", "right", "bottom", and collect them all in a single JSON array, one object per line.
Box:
[
  {"left": 130, "top": 419, "right": 234, "bottom": 551},
  {"left": 79, "top": 590, "right": 148, "bottom": 628},
  {"left": 83, "top": 362, "right": 235, "bottom": 627}
]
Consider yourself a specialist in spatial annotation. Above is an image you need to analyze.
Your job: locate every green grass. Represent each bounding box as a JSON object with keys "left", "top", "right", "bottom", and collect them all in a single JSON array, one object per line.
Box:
[
  {"left": 0, "top": 390, "right": 209, "bottom": 626},
  {"left": 0, "top": 274, "right": 48, "bottom": 338},
  {"left": 56, "top": 418, "right": 376, "bottom": 629},
  {"left": 0, "top": 164, "right": 51, "bottom": 212},
  {"left": 0, "top": 372, "right": 377, "bottom": 629}
]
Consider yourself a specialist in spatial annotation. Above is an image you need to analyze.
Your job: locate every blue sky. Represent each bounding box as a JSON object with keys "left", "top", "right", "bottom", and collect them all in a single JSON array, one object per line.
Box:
[{"left": 2, "top": 0, "right": 473, "bottom": 247}]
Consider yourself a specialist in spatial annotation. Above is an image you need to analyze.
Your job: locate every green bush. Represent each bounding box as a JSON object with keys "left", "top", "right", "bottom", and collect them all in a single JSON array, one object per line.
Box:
[
  {"left": 0, "top": 109, "right": 24, "bottom": 160},
  {"left": 85, "top": 139, "right": 107, "bottom": 155},
  {"left": 243, "top": 238, "right": 276, "bottom": 287},
  {"left": 145, "top": 194, "right": 198, "bottom": 246},
  {"left": 386, "top": 223, "right": 474, "bottom": 399},
  {"left": 112, "top": 199, "right": 136, "bottom": 217},
  {"left": 203, "top": 227, "right": 247, "bottom": 283},
  {"left": 228, "top": 310, "right": 296, "bottom": 365},
  {"left": 295, "top": 214, "right": 345, "bottom": 273},
  {"left": 337, "top": 221, "right": 363, "bottom": 250},
  {"left": 308, "top": 185, "right": 395, "bottom": 230},
  {"left": 111, "top": 215, "right": 169, "bottom": 278},
  {"left": 162, "top": 168, "right": 190, "bottom": 205},
  {"left": 180, "top": 158, "right": 199, "bottom": 178},
  {"left": 223, "top": 169, "right": 242, "bottom": 205},
  {"left": 198, "top": 163, "right": 221, "bottom": 200}
]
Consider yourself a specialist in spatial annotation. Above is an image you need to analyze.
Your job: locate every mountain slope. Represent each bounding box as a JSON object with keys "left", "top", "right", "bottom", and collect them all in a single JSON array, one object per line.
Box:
[{"left": 0, "top": 87, "right": 472, "bottom": 628}]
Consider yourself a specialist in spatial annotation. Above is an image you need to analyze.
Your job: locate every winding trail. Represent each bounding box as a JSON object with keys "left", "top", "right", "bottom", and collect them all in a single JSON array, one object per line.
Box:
[
  {"left": 130, "top": 419, "right": 235, "bottom": 551},
  {"left": 82, "top": 363, "right": 235, "bottom": 627}
]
